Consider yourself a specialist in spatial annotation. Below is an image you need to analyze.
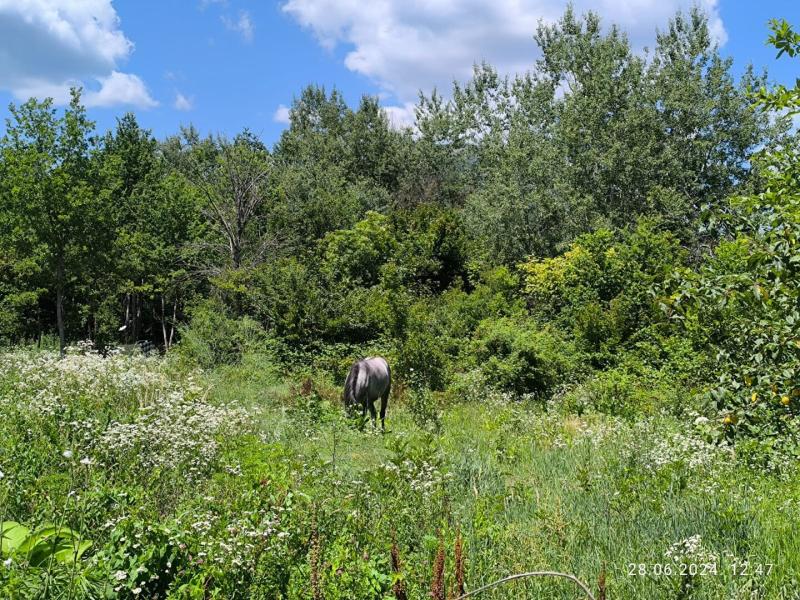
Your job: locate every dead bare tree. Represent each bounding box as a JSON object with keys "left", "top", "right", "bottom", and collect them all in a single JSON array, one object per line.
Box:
[{"left": 184, "top": 132, "right": 276, "bottom": 275}]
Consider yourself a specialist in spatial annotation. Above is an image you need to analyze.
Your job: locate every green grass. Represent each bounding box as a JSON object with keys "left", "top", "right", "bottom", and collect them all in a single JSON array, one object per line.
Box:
[{"left": 2, "top": 348, "right": 799, "bottom": 598}]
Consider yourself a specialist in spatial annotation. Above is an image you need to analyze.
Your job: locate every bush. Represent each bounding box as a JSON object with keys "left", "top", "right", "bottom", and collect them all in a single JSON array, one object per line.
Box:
[
  {"left": 397, "top": 328, "right": 449, "bottom": 391},
  {"left": 520, "top": 219, "right": 685, "bottom": 361},
  {"left": 320, "top": 211, "right": 397, "bottom": 287},
  {"left": 668, "top": 151, "right": 800, "bottom": 450},
  {"left": 177, "top": 299, "right": 271, "bottom": 368},
  {"left": 467, "top": 317, "right": 585, "bottom": 398},
  {"left": 559, "top": 363, "right": 682, "bottom": 419},
  {"left": 247, "top": 257, "right": 328, "bottom": 346}
]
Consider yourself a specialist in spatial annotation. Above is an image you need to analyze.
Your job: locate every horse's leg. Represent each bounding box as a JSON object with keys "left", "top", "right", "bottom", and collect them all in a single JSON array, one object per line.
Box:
[
  {"left": 367, "top": 397, "right": 378, "bottom": 428},
  {"left": 380, "top": 389, "right": 389, "bottom": 431}
]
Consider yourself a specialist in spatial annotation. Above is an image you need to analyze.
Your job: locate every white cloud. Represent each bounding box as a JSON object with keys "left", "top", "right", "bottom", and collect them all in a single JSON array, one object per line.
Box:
[
  {"left": 174, "top": 92, "right": 194, "bottom": 111},
  {"left": 273, "top": 104, "right": 291, "bottom": 124},
  {"left": 84, "top": 71, "right": 158, "bottom": 108},
  {"left": 222, "top": 10, "right": 254, "bottom": 43},
  {"left": 282, "top": 0, "right": 727, "bottom": 105},
  {"left": 382, "top": 102, "right": 416, "bottom": 130},
  {"left": 0, "top": 0, "right": 156, "bottom": 107},
  {"left": 11, "top": 78, "right": 77, "bottom": 105}
]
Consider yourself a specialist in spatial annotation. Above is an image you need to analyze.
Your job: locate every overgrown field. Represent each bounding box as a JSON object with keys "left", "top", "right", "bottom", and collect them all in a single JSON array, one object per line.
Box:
[{"left": 2, "top": 346, "right": 799, "bottom": 599}]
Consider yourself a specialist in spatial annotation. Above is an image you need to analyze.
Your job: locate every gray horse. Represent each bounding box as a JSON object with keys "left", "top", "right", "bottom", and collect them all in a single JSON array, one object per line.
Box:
[{"left": 343, "top": 356, "right": 391, "bottom": 430}]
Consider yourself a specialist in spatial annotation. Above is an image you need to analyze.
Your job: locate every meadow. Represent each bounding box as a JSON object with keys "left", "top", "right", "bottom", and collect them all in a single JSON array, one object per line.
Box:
[
  {"left": 2, "top": 344, "right": 799, "bottom": 599},
  {"left": 3, "top": 9, "right": 800, "bottom": 599}
]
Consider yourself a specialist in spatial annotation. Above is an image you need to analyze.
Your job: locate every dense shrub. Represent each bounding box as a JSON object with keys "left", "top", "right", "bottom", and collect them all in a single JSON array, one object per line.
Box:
[
  {"left": 177, "top": 299, "right": 271, "bottom": 368},
  {"left": 467, "top": 317, "right": 585, "bottom": 398},
  {"left": 320, "top": 211, "right": 397, "bottom": 287},
  {"left": 247, "top": 258, "right": 328, "bottom": 345},
  {"left": 559, "top": 360, "right": 684, "bottom": 419},
  {"left": 396, "top": 327, "right": 450, "bottom": 391},
  {"left": 521, "top": 219, "right": 685, "bottom": 362},
  {"left": 668, "top": 144, "right": 800, "bottom": 457}
]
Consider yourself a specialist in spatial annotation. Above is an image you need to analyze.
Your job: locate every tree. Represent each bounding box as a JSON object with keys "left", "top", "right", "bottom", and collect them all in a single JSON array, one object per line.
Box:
[
  {"left": 0, "top": 89, "right": 100, "bottom": 355},
  {"left": 183, "top": 131, "right": 273, "bottom": 274},
  {"left": 417, "top": 7, "right": 781, "bottom": 264},
  {"left": 97, "top": 114, "right": 200, "bottom": 349},
  {"left": 668, "top": 20, "right": 800, "bottom": 460}
]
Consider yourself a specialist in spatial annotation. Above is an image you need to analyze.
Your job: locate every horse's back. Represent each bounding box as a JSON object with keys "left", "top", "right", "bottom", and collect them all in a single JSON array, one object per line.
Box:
[{"left": 355, "top": 356, "right": 390, "bottom": 398}]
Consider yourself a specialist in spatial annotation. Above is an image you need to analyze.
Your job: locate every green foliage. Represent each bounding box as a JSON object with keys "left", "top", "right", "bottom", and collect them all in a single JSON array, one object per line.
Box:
[
  {"left": 665, "top": 27, "right": 800, "bottom": 460},
  {"left": 397, "top": 325, "right": 450, "bottom": 391},
  {"left": 248, "top": 257, "right": 328, "bottom": 345},
  {"left": 0, "top": 90, "right": 102, "bottom": 354},
  {"left": 1, "top": 522, "right": 92, "bottom": 567},
  {"left": 521, "top": 220, "right": 685, "bottom": 362},
  {"left": 321, "top": 211, "right": 396, "bottom": 287},
  {"left": 467, "top": 317, "right": 584, "bottom": 398},
  {"left": 441, "top": 8, "right": 779, "bottom": 263},
  {"left": 754, "top": 19, "right": 800, "bottom": 115},
  {"left": 177, "top": 299, "right": 271, "bottom": 368}
]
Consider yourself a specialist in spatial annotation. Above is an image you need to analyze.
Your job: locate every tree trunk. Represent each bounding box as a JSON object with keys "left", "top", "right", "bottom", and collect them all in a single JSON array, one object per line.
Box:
[
  {"left": 123, "top": 294, "right": 131, "bottom": 343},
  {"left": 168, "top": 298, "right": 177, "bottom": 350},
  {"left": 161, "top": 295, "right": 168, "bottom": 350},
  {"left": 56, "top": 256, "right": 66, "bottom": 358}
]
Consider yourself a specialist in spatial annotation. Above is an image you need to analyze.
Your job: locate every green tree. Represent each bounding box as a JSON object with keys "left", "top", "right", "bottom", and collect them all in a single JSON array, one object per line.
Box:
[
  {"left": 421, "top": 7, "right": 780, "bottom": 263},
  {"left": 271, "top": 86, "right": 409, "bottom": 245},
  {"left": 98, "top": 114, "right": 200, "bottom": 348},
  {"left": 0, "top": 89, "right": 100, "bottom": 355},
  {"left": 668, "top": 20, "right": 800, "bottom": 460}
]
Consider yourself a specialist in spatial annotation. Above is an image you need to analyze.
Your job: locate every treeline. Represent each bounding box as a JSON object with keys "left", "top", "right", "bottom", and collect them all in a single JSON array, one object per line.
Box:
[
  {"left": 0, "top": 9, "right": 779, "bottom": 349},
  {"left": 2, "top": 8, "right": 800, "bottom": 454}
]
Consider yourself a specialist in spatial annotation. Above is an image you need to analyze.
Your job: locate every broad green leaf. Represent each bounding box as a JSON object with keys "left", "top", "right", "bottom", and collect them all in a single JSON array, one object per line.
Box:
[
  {"left": 0, "top": 521, "right": 30, "bottom": 555},
  {"left": 17, "top": 524, "right": 92, "bottom": 566}
]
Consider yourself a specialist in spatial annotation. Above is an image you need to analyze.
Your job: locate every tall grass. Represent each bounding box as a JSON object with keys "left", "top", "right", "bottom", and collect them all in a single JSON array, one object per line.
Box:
[{"left": 1, "top": 348, "right": 799, "bottom": 598}]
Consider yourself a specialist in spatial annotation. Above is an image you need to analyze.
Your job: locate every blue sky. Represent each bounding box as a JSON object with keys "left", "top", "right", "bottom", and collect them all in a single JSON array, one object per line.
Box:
[{"left": 0, "top": 0, "right": 797, "bottom": 146}]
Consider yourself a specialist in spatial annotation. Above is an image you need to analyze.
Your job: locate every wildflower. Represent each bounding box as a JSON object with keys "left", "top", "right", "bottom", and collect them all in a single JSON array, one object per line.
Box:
[
  {"left": 781, "top": 396, "right": 791, "bottom": 406},
  {"left": 62, "top": 450, "right": 73, "bottom": 459},
  {"left": 80, "top": 457, "right": 94, "bottom": 466},
  {"left": 132, "top": 587, "right": 142, "bottom": 595},
  {"left": 114, "top": 570, "right": 127, "bottom": 581},
  {"left": 0, "top": 470, "right": 4, "bottom": 480},
  {"left": 3, "top": 558, "right": 12, "bottom": 567},
  {"left": 751, "top": 392, "right": 758, "bottom": 403}
]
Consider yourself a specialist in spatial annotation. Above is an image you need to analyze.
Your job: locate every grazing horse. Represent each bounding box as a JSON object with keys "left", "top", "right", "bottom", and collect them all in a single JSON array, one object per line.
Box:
[{"left": 343, "top": 356, "right": 391, "bottom": 430}]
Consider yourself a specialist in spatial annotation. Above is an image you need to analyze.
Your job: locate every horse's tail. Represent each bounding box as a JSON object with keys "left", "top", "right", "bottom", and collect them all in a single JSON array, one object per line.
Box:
[{"left": 343, "top": 361, "right": 361, "bottom": 407}]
